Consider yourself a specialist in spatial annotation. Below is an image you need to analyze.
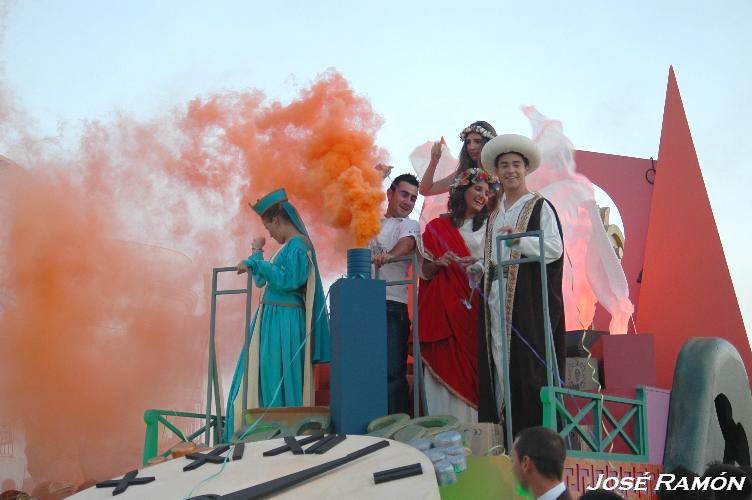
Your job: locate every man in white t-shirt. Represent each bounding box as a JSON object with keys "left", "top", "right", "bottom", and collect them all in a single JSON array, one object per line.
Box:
[{"left": 370, "top": 173, "right": 421, "bottom": 414}]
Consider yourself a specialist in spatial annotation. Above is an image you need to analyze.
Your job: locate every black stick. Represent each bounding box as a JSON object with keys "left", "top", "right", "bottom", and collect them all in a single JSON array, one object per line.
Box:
[
  {"left": 262, "top": 433, "right": 323, "bottom": 457},
  {"left": 284, "top": 436, "right": 304, "bottom": 455},
  {"left": 221, "top": 440, "right": 390, "bottom": 500},
  {"left": 373, "top": 463, "right": 423, "bottom": 484},
  {"left": 183, "top": 445, "right": 230, "bottom": 472},
  {"left": 373, "top": 463, "right": 423, "bottom": 479},
  {"left": 304, "top": 434, "right": 335, "bottom": 454},
  {"left": 314, "top": 434, "right": 346, "bottom": 454},
  {"left": 96, "top": 470, "right": 155, "bottom": 495}
]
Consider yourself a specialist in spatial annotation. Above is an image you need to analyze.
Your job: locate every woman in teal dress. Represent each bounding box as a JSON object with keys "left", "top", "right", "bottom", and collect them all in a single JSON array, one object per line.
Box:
[{"left": 225, "top": 188, "right": 330, "bottom": 440}]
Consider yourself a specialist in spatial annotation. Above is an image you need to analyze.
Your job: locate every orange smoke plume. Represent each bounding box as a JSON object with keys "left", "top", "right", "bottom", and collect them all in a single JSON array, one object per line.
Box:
[
  {"left": 178, "top": 71, "right": 385, "bottom": 247},
  {"left": 0, "top": 163, "right": 205, "bottom": 488},
  {"left": 0, "top": 70, "right": 385, "bottom": 494}
]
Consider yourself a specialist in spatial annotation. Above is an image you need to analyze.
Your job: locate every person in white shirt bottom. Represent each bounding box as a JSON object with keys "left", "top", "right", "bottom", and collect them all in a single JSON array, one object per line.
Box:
[
  {"left": 479, "top": 134, "right": 566, "bottom": 439},
  {"left": 370, "top": 173, "right": 421, "bottom": 415},
  {"left": 512, "top": 426, "right": 572, "bottom": 500}
]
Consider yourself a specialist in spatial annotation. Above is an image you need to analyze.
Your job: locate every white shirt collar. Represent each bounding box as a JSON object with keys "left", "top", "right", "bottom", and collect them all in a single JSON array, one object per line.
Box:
[
  {"left": 500, "top": 191, "right": 534, "bottom": 213},
  {"left": 537, "top": 482, "right": 566, "bottom": 500}
]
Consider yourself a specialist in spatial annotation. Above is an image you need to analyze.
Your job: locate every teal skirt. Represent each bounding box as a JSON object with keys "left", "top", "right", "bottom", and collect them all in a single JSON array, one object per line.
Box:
[{"left": 258, "top": 302, "right": 306, "bottom": 407}]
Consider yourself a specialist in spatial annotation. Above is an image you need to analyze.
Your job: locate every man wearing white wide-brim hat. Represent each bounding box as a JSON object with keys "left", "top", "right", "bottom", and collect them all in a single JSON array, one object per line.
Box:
[{"left": 478, "top": 134, "right": 566, "bottom": 442}]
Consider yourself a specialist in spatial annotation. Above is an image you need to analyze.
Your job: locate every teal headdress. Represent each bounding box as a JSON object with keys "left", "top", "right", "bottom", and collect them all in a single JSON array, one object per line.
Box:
[{"left": 251, "top": 188, "right": 288, "bottom": 216}]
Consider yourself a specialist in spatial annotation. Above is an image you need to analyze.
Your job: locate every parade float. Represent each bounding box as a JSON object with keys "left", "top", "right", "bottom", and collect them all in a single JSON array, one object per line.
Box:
[{"left": 3, "top": 67, "right": 749, "bottom": 499}]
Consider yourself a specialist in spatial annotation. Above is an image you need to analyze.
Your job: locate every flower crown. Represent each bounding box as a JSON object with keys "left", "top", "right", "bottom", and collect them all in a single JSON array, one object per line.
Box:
[
  {"left": 459, "top": 124, "right": 496, "bottom": 142},
  {"left": 449, "top": 168, "right": 500, "bottom": 192}
]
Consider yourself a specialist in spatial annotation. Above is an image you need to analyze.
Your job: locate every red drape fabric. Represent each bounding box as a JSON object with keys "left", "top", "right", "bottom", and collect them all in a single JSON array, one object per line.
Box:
[{"left": 418, "top": 215, "right": 480, "bottom": 408}]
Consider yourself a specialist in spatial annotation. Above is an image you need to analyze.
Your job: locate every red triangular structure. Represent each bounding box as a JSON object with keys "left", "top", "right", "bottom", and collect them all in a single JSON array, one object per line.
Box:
[{"left": 636, "top": 67, "right": 750, "bottom": 387}]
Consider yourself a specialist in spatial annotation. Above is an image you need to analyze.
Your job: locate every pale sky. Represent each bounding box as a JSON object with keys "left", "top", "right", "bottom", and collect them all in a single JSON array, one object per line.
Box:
[{"left": 3, "top": 1, "right": 751, "bottom": 334}]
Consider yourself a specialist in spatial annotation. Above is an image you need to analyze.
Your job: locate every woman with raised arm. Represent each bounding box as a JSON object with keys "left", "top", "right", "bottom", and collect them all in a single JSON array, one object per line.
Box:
[{"left": 418, "top": 121, "right": 497, "bottom": 197}]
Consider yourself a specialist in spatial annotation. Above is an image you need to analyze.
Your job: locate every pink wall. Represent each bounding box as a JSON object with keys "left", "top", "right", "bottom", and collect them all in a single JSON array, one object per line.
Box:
[{"left": 574, "top": 150, "right": 654, "bottom": 330}]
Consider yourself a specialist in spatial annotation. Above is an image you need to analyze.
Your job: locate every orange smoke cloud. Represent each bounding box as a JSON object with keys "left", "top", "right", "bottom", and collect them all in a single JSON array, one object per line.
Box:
[
  {"left": 0, "top": 162, "right": 205, "bottom": 489},
  {"left": 179, "top": 71, "right": 385, "bottom": 247},
  {"left": 0, "top": 70, "right": 385, "bottom": 494}
]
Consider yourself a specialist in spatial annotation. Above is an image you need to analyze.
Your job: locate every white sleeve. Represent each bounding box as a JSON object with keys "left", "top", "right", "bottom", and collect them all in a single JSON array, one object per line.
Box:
[
  {"left": 397, "top": 219, "right": 422, "bottom": 241},
  {"left": 389, "top": 219, "right": 422, "bottom": 254},
  {"left": 517, "top": 202, "right": 563, "bottom": 264}
]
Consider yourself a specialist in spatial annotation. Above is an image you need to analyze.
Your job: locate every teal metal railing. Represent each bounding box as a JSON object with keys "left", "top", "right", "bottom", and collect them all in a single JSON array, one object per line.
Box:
[
  {"left": 205, "top": 266, "right": 254, "bottom": 446},
  {"left": 541, "top": 385, "right": 649, "bottom": 463},
  {"left": 142, "top": 409, "right": 225, "bottom": 465},
  {"left": 495, "top": 230, "right": 562, "bottom": 443},
  {"left": 375, "top": 252, "right": 426, "bottom": 417},
  {"left": 143, "top": 266, "right": 252, "bottom": 464},
  {"left": 494, "top": 229, "right": 647, "bottom": 462}
]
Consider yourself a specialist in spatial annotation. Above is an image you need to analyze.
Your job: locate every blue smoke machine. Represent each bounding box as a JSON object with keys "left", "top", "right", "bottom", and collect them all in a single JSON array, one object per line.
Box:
[{"left": 329, "top": 248, "right": 387, "bottom": 434}]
